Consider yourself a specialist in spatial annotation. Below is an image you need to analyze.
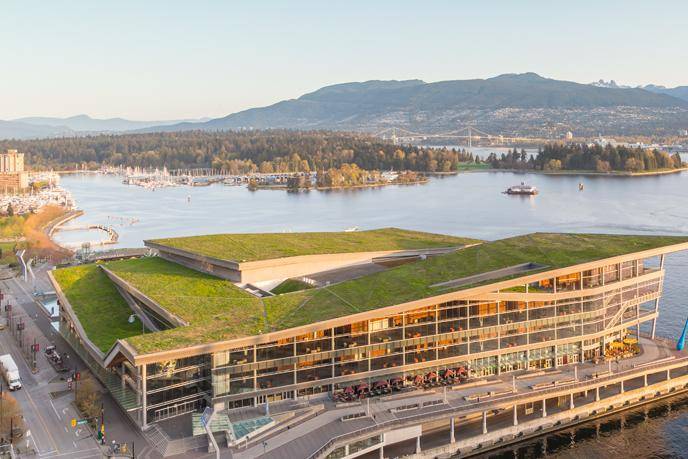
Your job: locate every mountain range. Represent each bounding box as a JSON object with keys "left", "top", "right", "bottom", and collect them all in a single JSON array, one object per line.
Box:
[
  {"left": 590, "top": 79, "right": 688, "bottom": 102},
  {"left": 0, "top": 114, "right": 209, "bottom": 140},
  {"left": 145, "top": 73, "right": 688, "bottom": 137},
  {"left": 3, "top": 73, "right": 688, "bottom": 139}
]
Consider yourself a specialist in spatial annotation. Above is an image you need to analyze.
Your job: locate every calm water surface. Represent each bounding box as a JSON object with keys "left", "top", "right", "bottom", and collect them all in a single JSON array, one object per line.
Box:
[{"left": 57, "top": 171, "right": 688, "bottom": 458}]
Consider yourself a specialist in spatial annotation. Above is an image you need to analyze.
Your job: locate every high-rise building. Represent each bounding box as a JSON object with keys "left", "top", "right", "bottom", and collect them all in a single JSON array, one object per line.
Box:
[{"left": 0, "top": 149, "right": 28, "bottom": 192}]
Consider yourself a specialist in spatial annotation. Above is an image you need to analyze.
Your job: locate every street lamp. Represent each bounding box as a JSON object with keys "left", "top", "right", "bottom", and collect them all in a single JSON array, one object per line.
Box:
[{"left": 128, "top": 314, "right": 144, "bottom": 334}]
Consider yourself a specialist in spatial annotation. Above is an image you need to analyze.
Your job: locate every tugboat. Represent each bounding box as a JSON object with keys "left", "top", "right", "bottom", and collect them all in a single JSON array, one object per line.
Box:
[{"left": 504, "top": 182, "right": 538, "bottom": 195}]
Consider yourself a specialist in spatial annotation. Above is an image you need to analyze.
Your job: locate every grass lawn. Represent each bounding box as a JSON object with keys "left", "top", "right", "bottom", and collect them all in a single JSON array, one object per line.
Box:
[
  {"left": 52, "top": 264, "right": 143, "bottom": 353},
  {"left": 55, "top": 232, "right": 688, "bottom": 355},
  {"left": 105, "top": 257, "right": 266, "bottom": 353},
  {"left": 262, "top": 233, "right": 688, "bottom": 329},
  {"left": 271, "top": 278, "right": 314, "bottom": 295},
  {"left": 456, "top": 162, "right": 489, "bottom": 171},
  {"left": 105, "top": 257, "right": 263, "bottom": 326},
  {"left": 149, "top": 228, "right": 479, "bottom": 263}
]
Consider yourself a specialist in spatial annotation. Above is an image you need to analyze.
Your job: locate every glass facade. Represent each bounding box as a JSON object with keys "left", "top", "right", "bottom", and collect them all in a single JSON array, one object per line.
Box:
[
  {"left": 200, "top": 259, "right": 662, "bottom": 408},
  {"left": 82, "top": 257, "right": 663, "bottom": 425}
]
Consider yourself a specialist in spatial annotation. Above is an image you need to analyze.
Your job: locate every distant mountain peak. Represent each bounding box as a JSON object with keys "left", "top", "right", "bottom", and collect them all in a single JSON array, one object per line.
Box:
[
  {"left": 589, "top": 79, "right": 631, "bottom": 89},
  {"left": 491, "top": 72, "right": 546, "bottom": 81}
]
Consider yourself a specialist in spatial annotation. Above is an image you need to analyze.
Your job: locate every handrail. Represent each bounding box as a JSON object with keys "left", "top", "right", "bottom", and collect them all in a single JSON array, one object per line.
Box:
[{"left": 303, "top": 355, "right": 688, "bottom": 459}]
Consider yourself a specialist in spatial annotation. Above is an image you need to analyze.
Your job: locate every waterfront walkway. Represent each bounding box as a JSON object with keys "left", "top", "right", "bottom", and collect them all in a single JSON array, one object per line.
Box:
[{"left": 227, "top": 338, "right": 685, "bottom": 459}]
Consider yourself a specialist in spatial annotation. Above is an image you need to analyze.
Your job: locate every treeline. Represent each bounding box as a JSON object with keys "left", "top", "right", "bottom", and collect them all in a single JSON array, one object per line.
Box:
[
  {"left": 486, "top": 143, "right": 683, "bottom": 172},
  {"left": 314, "top": 164, "right": 422, "bottom": 188},
  {"left": 0, "top": 130, "right": 475, "bottom": 173}
]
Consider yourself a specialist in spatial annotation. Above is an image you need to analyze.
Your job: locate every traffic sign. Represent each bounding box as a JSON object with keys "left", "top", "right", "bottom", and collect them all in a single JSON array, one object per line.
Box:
[{"left": 71, "top": 418, "right": 88, "bottom": 427}]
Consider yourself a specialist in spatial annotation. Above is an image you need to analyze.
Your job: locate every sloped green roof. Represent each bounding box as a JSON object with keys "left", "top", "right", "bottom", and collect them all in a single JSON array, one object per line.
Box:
[
  {"left": 147, "top": 228, "right": 479, "bottom": 262},
  {"left": 51, "top": 231, "right": 688, "bottom": 355}
]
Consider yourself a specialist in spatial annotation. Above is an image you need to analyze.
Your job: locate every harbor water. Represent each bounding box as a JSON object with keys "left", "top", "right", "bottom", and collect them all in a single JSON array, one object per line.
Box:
[{"left": 55, "top": 171, "right": 688, "bottom": 458}]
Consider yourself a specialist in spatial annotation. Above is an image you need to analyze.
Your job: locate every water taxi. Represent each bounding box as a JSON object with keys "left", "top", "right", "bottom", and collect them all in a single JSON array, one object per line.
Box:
[{"left": 504, "top": 182, "right": 538, "bottom": 195}]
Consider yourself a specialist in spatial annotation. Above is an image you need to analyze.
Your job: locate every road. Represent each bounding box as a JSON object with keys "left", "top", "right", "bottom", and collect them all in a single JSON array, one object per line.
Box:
[{"left": 0, "top": 264, "right": 156, "bottom": 458}]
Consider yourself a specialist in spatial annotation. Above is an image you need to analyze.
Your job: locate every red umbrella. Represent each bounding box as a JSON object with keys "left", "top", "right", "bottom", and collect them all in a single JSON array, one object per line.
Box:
[
  {"left": 343, "top": 386, "right": 355, "bottom": 394},
  {"left": 427, "top": 371, "right": 438, "bottom": 380},
  {"left": 374, "top": 380, "right": 389, "bottom": 389}
]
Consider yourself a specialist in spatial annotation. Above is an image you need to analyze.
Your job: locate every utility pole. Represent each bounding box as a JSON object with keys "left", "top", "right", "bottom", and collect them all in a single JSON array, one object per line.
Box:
[
  {"left": 74, "top": 368, "right": 80, "bottom": 402},
  {"left": 32, "top": 339, "right": 38, "bottom": 373},
  {"left": 17, "top": 318, "right": 23, "bottom": 348}
]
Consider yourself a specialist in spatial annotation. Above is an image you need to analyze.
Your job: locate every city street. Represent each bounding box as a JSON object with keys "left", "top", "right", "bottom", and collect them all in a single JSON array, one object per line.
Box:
[{"left": 0, "top": 265, "right": 155, "bottom": 458}]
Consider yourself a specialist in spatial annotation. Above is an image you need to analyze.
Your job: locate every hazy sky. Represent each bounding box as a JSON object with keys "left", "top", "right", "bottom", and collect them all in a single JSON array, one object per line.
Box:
[{"left": 2, "top": 1, "right": 686, "bottom": 120}]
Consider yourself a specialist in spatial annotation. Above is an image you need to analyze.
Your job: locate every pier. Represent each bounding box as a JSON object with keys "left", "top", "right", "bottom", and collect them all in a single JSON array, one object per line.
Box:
[
  {"left": 291, "top": 338, "right": 688, "bottom": 459},
  {"left": 55, "top": 224, "right": 119, "bottom": 247}
]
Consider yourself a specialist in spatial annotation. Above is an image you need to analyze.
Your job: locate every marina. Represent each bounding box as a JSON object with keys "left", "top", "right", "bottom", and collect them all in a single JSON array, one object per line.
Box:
[
  {"left": 112, "top": 165, "right": 316, "bottom": 189},
  {"left": 0, "top": 186, "right": 74, "bottom": 215}
]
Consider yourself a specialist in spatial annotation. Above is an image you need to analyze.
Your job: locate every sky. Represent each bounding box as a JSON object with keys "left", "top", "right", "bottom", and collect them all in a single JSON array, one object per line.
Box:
[{"left": 2, "top": 0, "right": 687, "bottom": 120}]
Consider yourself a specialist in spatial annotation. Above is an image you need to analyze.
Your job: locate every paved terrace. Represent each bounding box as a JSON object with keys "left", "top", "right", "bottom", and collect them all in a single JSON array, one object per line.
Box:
[{"left": 225, "top": 337, "right": 686, "bottom": 459}]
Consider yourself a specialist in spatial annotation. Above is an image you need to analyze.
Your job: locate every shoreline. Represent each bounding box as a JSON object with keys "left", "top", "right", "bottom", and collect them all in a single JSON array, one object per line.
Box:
[
  {"left": 430, "top": 167, "right": 688, "bottom": 177},
  {"left": 253, "top": 179, "right": 428, "bottom": 191}
]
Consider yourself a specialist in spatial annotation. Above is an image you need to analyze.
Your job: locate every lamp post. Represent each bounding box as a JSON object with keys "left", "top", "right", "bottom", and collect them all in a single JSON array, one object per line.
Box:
[{"left": 128, "top": 314, "right": 144, "bottom": 334}]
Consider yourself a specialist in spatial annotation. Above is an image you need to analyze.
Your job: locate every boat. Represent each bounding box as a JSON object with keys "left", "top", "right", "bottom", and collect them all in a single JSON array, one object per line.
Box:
[{"left": 504, "top": 182, "right": 538, "bottom": 195}]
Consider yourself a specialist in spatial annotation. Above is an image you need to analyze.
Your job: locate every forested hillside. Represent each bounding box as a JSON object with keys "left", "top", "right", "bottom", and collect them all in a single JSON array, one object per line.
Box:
[
  {"left": 0, "top": 130, "right": 474, "bottom": 172},
  {"left": 487, "top": 144, "right": 683, "bottom": 172}
]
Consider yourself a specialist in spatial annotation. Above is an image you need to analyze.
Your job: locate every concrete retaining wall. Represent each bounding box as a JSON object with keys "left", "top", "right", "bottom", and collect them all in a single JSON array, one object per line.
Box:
[{"left": 401, "top": 374, "right": 688, "bottom": 458}]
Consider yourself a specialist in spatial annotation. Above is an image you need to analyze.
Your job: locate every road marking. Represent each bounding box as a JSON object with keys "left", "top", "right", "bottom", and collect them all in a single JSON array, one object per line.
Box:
[
  {"left": 24, "top": 380, "right": 60, "bottom": 453},
  {"left": 39, "top": 447, "right": 100, "bottom": 458},
  {"left": 64, "top": 426, "right": 69, "bottom": 433},
  {"left": 50, "top": 399, "right": 61, "bottom": 419}
]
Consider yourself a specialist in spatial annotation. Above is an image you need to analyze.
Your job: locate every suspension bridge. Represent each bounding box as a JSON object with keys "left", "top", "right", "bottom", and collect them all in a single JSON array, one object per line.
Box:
[{"left": 374, "top": 126, "right": 555, "bottom": 147}]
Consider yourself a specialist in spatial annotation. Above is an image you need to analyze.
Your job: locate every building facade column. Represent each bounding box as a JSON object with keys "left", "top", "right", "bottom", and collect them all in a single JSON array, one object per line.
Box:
[
  {"left": 379, "top": 445, "right": 384, "bottom": 459},
  {"left": 595, "top": 386, "right": 600, "bottom": 402},
  {"left": 482, "top": 411, "right": 487, "bottom": 434},
  {"left": 416, "top": 436, "right": 421, "bottom": 454},
  {"left": 513, "top": 404, "right": 518, "bottom": 426},
  {"left": 542, "top": 399, "right": 547, "bottom": 417},
  {"left": 620, "top": 380, "right": 624, "bottom": 394},
  {"left": 569, "top": 393, "right": 574, "bottom": 410},
  {"left": 141, "top": 364, "right": 148, "bottom": 428},
  {"left": 450, "top": 417, "right": 455, "bottom": 443},
  {"left": 644, "top": 374, "right": 648, "bottom": 387}
]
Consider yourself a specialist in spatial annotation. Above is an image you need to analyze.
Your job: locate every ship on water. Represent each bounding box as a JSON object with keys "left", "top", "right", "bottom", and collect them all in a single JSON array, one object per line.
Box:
[{"left": 505, "top": 182, "right": 539, "bottom": 195}]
